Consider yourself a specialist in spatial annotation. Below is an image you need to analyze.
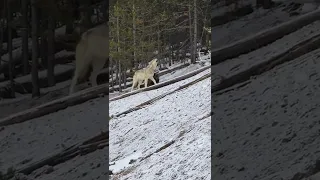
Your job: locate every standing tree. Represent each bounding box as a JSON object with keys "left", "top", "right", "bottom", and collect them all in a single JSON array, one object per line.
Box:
[
  {"left": 47, "top": 15, "right": 55, "bottom": 86},
  {"left": 22, "top": 0, "right": 29, "bottom": 75},
  {"left": 192, "top": 0, "right": 197, "bottom": 64},
  {"left": 7, "top": 0, "right": 15, "bottom": 98},
  {"left": 31, "top": 0, "right": 40, "bottom": 97},
  {"left": 0, "top": 2, "right": 5, "bottom": 67}
]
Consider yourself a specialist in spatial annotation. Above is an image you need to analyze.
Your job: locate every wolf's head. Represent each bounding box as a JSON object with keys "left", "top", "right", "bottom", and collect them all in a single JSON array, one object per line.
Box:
[{"left": 148, "top": 59, "right": 158, "bottom": 69}]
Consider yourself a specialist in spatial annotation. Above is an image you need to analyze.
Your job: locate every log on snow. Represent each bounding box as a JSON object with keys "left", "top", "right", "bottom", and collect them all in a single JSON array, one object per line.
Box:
[
  {"left": 16, "top": 132, "right": 108, "bottom": 176},
  {"left": 0, "top": 40, "right": 75, "bottom": 75},
  {"left": 110, "top": 65, "right": 211, "bottom": 102},
  {"left": 0, "top": 49, "right": 33, "bottom": 74},
  {"left": 211, "top": 8, "right": 320, "bottom": 65},
  {"left": 212, "top": 33, "right": 320, "bottom": 93},
  {"left": 108, "top": 63, "right": 191, "bottom": 92},
  {"left": 0, "top": 83, "right": 109, "bottom": 127},
  {"left": 113, "top": 72, "right": 211, "bottom": 117},
  {"left": 157, "top": 63, "right": 190, "bottom": 76},
  {"left": 0, "top": 65, "right": 74, "bottom": 94}
]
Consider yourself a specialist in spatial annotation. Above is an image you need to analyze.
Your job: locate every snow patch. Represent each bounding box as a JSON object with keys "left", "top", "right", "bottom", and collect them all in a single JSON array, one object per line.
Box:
[{"left": 109, "top": 151, "right": 143, "bottom": 174}]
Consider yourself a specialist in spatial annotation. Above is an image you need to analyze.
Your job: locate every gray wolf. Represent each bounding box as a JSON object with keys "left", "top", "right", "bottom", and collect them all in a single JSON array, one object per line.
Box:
[
  {"left": 69, "top": 23, "right": 109, "bottom": 94},
  {"left": 131, "top": 59, "right": 158, "bottom": 91}
]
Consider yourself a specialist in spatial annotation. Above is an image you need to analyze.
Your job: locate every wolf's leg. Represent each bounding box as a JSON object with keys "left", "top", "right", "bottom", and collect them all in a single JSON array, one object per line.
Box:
[
  {"left": 90, "top": 57, "right": 106, "bottom": 87},
  {"left": 131, "top": 77, "right": 137, "bottom": 91},
  {"left": 69, "top": 72, "right": 78, "bottom": 95},
  {"left": 144, "top": 78, "right": 148, "bottom": 88},
  {"left": 150, "top": 77, "right": 157, "bottom": 85},
  {"left": 137, "top": 80, "right": 143, "bottom": 89},
  {"left": 90, "top": 71, "right": 98, "bottom": 87}
]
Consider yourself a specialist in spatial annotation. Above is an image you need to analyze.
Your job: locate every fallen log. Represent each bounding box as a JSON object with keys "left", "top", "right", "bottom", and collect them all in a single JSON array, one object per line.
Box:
[
  {"left": 0, "top": 64, "right": 74, "bottom": 94},
  {"left": 157, "top": 63, "right": 190, "bottom": 76},
  {"left": 211, "top": 4, "right": 253, "bottom": 27},
  {"left": 14, "top": 131, "right": 108, "bottom": 176},
  {"left": 211, "top": 8, "right": 320, "bottom": 65},
  {"left": 0, "top": 40, "right": 75, "bottom": 76},
  {"left": 108, "top": 72, "right": 159, "bottom": 93},
  {"left": 110, "top": 65, "right": 211, "bottom": 102},
  {"left": 0, "top": 65, "right": 208, "bottom": 126},
  {"left": 1, "top": 38, "right": 31, "bottom": 55},
  {"left": 108, "top": 63, "right": 190, "bottom": 88},
  {"left": 113, "top": 72, "right": 211, "bottom": 117},
  {"left": 212, "top": 33, "right": 320, "bottom": 93},
  {"left": 0, "top": 82, "right": 109, "bottom": 127}
]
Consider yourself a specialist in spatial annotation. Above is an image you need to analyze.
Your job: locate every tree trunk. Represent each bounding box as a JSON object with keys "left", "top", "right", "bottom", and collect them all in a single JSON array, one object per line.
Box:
[
  {"left": 118, "top": 61, "right": 122, "bottom": 92},
  {"left": 0, "top": 0, "right": 5, "bottom": 66},
  {"left": 65, "top": 0, "right": 74, "bottom": 34},
  {"left": 170, "top": 43, "right": 173, "bottom": 66},
  {"left": 47, "top": 16, "right": 55, "bottom": 86},
  {"left": 123, "top": 67, "right": 127, "bottom": 89},
  {"left": 7, "top": 0, "right": 15, "bottom": 98},
  {"left": 116, "top": 13, "right": 121, "bottom": 92},
  {"left": 40, "top": 14, "right": 48, "bottom": 68},
  {"left": 132, "top": 1, "right": 138, "bottom": 70},
  {"left": 115, "top": 60, "right": 119, "bottom": 89},
  {"left": 31, "top": 0, "right": 40, "bottom": 97},
  {"left": 22, "top": 0, "right": 29, "bottom": 75},
  {"left": 188, "top": 5, "right": 194, "bottom": 64},
  {"left": 79, "top": 0, "right": 93, "bottom": 30},
  {"left": 192, "top": 0, "right": 197, "bottom": 64},
  {"left": 157, "top": 28, "right": 161, "bottom": 69},
  {"left": 110, "top": 58, "right": 114, "bottom": 92}
]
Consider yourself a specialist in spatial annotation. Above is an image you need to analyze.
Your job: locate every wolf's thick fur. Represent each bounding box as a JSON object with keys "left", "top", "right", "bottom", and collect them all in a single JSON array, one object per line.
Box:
[
  {"left": 69, "top": 23, "right": 109, "bottom": 94},
  {"left": 131, "top": 59, "right": 158, "bottom": 91}
]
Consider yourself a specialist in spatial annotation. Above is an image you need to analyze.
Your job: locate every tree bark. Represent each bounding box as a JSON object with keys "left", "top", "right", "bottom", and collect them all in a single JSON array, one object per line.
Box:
[
  {"left": 40, "top": 13, "right": 48, "bottom": 68},
  {"left": 21, "top": 0, "right": 29, "bottom": 75},
  {"left": 188, "top": 5, "right": 195, "bottom": 64},
  {"left": 123, "top": 68, "right": 127, "bottom": 89},
  {"left": 7, "top": 0, "right": 15, "bottom": 98},
  {"left": 132, "top": 1, "right": 138, "bottom": 70},
  {"left": 118, "top": 61, "right": 122, "bottom": 92},
  {"left": 192, "top": 0, "right": 197, "bottom": 64},
  {"left": 31, "top": 0, "right": 40, "bottom": 97},
  {"left": 47, "top": 16, "right": 55, "bottom": 86},
  {"left": 0, "top": 0, "right": 5, "bottom": 67},
  {"left": 110, "top": 58, "right": 114, "bottom": 91}
]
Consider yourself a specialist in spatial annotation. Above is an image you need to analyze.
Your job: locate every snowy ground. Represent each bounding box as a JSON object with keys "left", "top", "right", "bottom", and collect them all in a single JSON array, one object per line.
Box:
[
  {"left": 110, "top": 68, "right": 210, "bottom": 116},
  {"left": 0, "top": 63, "right": 206, "bottom": 119},
  {"left": 27, "top": 148, "right": 109, "bottom": 180},
  {"left": 212, "top": 20, "right": 320, "bottom": 84},
  {"left": 109, "top": 69, "right": 211, "bottom": 180},
  {"left": 2, "top": 2, "right": 319, "bottom": 179},
  {"left": 0, "top": 96, "right": 109, "bottom": 173},
  {"left": 212, "top": 2, "right": 318, "bottom": 49},
  {"left": 212, "top": 47, "right": 320, "bottom": 179}
]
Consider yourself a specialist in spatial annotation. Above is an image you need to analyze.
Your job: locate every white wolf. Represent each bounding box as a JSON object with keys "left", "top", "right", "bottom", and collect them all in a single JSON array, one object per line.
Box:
[
  {"left": 131, "top": 59, "right": 158, "bottom": 91},
  {"left": 69, "top": 23, "right": 109, "bottom": 95}
]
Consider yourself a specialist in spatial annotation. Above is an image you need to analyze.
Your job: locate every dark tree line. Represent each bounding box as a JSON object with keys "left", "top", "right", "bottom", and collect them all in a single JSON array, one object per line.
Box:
[{"left": 0, "top": 0, "right": 107, "bottom": 98}]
